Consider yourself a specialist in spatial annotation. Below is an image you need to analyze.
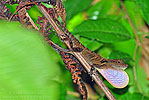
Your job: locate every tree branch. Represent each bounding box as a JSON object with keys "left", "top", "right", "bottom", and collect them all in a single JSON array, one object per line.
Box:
[{"left": 37, "top": 4, "right": 116, "bottom": 100}]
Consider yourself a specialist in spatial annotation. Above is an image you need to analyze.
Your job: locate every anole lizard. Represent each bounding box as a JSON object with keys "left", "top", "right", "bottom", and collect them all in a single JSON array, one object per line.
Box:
[{"left": 37, "top": 3, "right": 129, "bottom": 88}]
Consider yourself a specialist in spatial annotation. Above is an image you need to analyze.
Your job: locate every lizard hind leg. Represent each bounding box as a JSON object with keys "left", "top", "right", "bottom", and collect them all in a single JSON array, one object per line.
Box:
[{"left": 47, "top": 39, "right": 72, "bottom": 53}]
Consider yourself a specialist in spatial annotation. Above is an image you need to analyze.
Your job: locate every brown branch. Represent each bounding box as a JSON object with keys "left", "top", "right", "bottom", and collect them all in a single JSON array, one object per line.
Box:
[
  {"left": 26, "top": 12, "right": 39, "bottom": 30},
  {"left": 9, "top": 2, "right": 36, "bottom": 22},
  {"left": 37, "top": 4, "right": 116, "bottom": 100},
  {"left": 120, "top": 0, "right": 143, "bottom": 93}
]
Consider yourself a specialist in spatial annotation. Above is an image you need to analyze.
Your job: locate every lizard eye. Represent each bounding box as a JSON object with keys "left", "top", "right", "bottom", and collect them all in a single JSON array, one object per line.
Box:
[{"left": 117, "top": 60, "right": 121, "bottom": 63}]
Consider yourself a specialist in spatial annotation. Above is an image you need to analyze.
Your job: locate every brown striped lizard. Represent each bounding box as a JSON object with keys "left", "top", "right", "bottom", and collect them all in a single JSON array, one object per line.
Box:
[{"left": 37, "top": 3, "right": 129, "bottom": 89}]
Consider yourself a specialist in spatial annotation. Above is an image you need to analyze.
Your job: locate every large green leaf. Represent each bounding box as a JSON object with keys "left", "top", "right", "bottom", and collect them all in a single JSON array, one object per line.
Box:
[
  {"left": 73, "top": 19, "right": 131, "bottom": 43},
  {"left": 118, "top": 93, "right": 149, "bottom": 100},
  {"left": 112, "top": 39, "right": 136, "bottom": 57},
  {"left": 64, "top": 0, "right": 92, "bottom": 20},
  {"left": 0, "top": 21, "right": 66, "bottom": 100},
  {"left": 79, "top": 37, "right": 103, "bottom": 51}
]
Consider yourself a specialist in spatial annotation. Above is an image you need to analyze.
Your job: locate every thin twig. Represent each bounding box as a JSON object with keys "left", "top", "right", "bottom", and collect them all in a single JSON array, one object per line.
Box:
[
  {"left": 9, "top": 2, "right": 36, "bottom": 22},
  {"left": 120, "top": 0, "right": 143, "bottom": 93},
  {"left": 67, "top": 91, "right": 80, "bottom": 98},
  {"left": 37, "top": 4, "right": 116, "bottom": 100},
  {"left": 120, "top": 0, "right": 149, "bottom": 57},
  {"left": 67, "top": 91, "right": 99, "bottom": 100},
  {"left": 133, "top": 44, "right": 142, "bottom": 93},
  {"left": 26, "top": 12, "right": 39, "bottom": 30}
]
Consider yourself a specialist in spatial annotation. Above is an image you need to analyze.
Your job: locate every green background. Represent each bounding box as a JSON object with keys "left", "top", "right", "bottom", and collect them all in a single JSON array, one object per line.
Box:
[{"left": 0, "top": 0, "right": 149, "bottom": 100}]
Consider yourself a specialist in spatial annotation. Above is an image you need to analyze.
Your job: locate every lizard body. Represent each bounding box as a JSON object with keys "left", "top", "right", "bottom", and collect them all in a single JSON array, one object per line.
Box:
[
  {"left": 37, "top": 3, "right": 129, "bottom": 89},
  {"left": 57, "top": 23, "right": 128, "bottom": 70},
  {"left": 6, "top": 0, "right": 128, "bottom": 71}
]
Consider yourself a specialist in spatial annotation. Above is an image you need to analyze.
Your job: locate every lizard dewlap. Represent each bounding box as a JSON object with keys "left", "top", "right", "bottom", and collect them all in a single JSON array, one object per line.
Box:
[{"left": 98, "top": 68, "right": 129, "bottom": 88}]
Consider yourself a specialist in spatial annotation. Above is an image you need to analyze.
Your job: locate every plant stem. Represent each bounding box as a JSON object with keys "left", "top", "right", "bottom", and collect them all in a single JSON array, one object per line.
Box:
[
  {"left": 120, "top": 0, "right": 143, "bottom": 93},
  {"left": 26, "top": 12, "right": 39, "bottom": 30},
  {"left": 120, "top": 0, "right": 149, "bottom": 56},
  {"left": 133, "top": 44, "right": 142, "bottom": 93}
]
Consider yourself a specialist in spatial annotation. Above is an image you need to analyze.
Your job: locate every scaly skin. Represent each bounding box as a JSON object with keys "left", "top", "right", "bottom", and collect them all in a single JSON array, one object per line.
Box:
[
  {"left": 7, "top": 0, "right": 128, "bottom": 71},
  {"left": 56, "top": 20, "right": 128, "bottom": 70}
]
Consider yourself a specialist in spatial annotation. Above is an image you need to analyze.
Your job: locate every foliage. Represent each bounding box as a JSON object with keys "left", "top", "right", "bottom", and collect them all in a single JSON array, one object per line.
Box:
[
  {"left": 0, "top": 0, "right": 149, "bottom": 100},
  {"left": 0, "top": 21, "right": 66, "bottom": 100},
  {"left": 73, "top": 19, "right": 131, "bottom": 43}
]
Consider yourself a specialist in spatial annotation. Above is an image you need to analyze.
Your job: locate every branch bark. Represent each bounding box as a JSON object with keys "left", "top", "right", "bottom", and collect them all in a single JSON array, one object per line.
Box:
[{"left": 37, "top": 4, "right": 116, "bottom": 100}]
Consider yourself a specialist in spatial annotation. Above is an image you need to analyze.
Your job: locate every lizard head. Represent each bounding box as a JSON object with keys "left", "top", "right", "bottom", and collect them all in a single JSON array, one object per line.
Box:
[{"left": 105, "top": 59, "right": 128, "bottom": 70}]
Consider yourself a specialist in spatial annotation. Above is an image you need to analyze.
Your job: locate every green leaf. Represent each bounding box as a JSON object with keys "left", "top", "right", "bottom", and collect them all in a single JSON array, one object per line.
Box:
[
  {"left": 64, "top": 0, "right": 92, "bottom": 20},
  {"left": 27, "top": 5, "right": 43, "bottom": 22},
  {"left": 109, "top": 50, "right": 133, "bottom": 64},
  {"left": 79, "top": 37, "right": 103, "bottom": 51},
  {"left": 66, "top": 13, "right": 84, "bottom": 32},
  {"left": 6, "top": 4, "right": 18, "bottom": 13},
  {"left": 135, "top": 0, "right": 149, "bottom": 24},
  {"left": 112, "top": 39, "right": 136, "bottom": 57},
  {"left": 98, "top": 46, "right": 112, "bottom": 58},
  {"left": 135, "top": 47, "right": 149, "bottom": 96},
  {"left": 118, "top": 93, "right": 149, "bottom": 100},
  {"left": 145, "top": 35, "right": 149, "bottom": 38},
  {"left": 73, "top": 19, "right": 131, "bottom": 43},
  {"left": 0, "top": 21, "right": 66, "bottom": 100},
  {"left": 136, "top": 65, "right": 149, "bottom": 96}
]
